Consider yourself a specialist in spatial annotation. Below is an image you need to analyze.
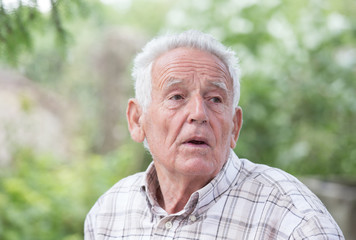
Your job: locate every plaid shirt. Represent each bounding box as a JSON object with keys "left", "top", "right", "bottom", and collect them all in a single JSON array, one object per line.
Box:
[{"left": 85, "top": 150, "right": 344, "bottom": 239}]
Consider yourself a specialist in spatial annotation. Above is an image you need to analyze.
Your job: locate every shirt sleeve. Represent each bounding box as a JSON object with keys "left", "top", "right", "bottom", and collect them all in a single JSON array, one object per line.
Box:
[
  {"left": 291, "top": 214, "right": 345, "bottom": 239},
  {"left": 84, "top": 202, "right": 99, "bottom": 240}
]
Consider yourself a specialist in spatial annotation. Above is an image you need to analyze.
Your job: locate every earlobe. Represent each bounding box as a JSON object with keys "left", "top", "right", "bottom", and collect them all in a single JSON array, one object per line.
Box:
[
  {"left": 126, "top": 98, "right": 145, "bottom": 143},
  {"left": 230, "top": 107, "right": 243, "bottom": 149}
]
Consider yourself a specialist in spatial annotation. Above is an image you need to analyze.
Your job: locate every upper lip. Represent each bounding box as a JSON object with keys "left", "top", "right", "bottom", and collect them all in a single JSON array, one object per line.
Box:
[{"left": 183, "top": 136, "right": 210, "bottom": 146}]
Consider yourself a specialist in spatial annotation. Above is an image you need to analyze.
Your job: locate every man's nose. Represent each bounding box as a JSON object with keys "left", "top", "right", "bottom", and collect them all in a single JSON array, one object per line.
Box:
[{"left": 188, "top": 95, "right": 209, "bottom": 124}]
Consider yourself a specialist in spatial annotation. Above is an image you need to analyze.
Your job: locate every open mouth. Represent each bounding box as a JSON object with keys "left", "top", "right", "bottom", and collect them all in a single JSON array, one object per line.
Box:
[
  {"left": 188, "top": 140, "right": 207, "bottom": 145},
  {"left": 184, "top": 138, "right": 209, "bottom": 147}
]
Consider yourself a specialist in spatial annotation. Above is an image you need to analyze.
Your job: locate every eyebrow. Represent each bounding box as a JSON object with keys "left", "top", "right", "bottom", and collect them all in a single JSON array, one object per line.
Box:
[
  {"left": 162, "top": 78, "right": 183, "bottom": 90},
  {"left": 211, "top": 81, "right": 228, "bottom": 91}
]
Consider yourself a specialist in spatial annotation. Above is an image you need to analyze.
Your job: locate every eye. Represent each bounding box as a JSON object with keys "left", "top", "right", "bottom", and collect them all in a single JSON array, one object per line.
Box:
[
  {"left": 170, "top": 94, "right": 184, "bottom": 101},
  {"left": 210, "top": 97, "right": 222, "bottom": 103}
]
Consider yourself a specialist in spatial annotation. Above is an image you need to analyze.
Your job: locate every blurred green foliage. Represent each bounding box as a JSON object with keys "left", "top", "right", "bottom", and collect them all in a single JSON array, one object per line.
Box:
[
  {"left": 0, "top": 0, "right": 355, "bottom": 239},
  {"left": 0, "top": 144, "right": 141, "bottom": 240},
  {"left": 0, "top": 0, "right": 100, "bottom": 65}
]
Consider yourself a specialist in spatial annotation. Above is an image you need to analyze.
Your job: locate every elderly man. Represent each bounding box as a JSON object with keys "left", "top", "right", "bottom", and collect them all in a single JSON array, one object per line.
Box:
[{"left": 85, "top": 30, "right": 344, "bottom": 239}]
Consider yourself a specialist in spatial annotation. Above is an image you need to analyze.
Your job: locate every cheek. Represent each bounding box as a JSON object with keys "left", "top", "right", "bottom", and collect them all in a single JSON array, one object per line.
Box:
[
  {"left": 215, "top": 117, "right": 234, "bottom": 145},
  {"left": 143, "top": 112, "right": 162, "bottom": 142},
  {"left": 146, "top": 110, "right": 178, "bottom": 143},
  {"left": 167, "top": 113, "right": 187, "bottom": 141}
]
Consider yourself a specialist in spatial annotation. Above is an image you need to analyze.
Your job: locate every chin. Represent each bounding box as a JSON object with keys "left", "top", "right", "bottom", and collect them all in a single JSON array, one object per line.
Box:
[{"left": 179, "top": 157, "right": 219, "bottom": 177}]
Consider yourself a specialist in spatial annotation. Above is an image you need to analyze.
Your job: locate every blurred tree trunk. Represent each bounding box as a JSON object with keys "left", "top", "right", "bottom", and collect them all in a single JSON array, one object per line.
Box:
[{"left": 92, "top": 28, "right": 145, "bottom": 154}]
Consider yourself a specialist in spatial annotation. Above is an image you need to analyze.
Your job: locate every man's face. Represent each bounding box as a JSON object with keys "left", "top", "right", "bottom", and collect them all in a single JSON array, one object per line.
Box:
[{"left": 140, "top": 47, "right": 242, "bottom": 181}]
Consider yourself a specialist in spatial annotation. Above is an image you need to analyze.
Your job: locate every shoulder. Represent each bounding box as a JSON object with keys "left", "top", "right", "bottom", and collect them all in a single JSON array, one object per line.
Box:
[
  {"left": 237, "top": 158, "right": 324, "bottom": 213},
  {"left": 84, "top": 172, "right": 147, "bottom": 238},
  {"left": 232, "top": 158, "right": 344, "bottom": 238},
  {"left": 87, "top": 172, "right": 145, "bottom": 216}
]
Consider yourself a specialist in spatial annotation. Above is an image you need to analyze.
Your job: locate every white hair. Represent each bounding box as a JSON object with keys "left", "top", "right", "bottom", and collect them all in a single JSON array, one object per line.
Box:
[{"left": 132, "top": 30, "right": 241, "bottom": 111}]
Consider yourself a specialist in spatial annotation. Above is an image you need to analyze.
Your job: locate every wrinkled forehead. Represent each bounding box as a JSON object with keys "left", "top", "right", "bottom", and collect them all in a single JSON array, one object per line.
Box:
[{"left": 151, "top": 47, "right": 233, "bottom": 89}]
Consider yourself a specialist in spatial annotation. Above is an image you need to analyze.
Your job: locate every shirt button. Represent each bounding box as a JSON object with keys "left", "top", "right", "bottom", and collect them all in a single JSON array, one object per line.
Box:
[
  {"left": 189, "top": 215, "right": 197, "bottom": 222},
  {"left": 165, "top": 221, "right": 173, "bottom": 229}
]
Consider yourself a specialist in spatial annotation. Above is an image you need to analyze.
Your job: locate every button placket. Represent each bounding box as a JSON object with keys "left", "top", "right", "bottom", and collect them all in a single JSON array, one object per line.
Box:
[
  {"left": 165, "top": 221, "right": 173, "bottom": 229},
  {"left": 189, "top": 215, "right": 197, "bottom": 222}
]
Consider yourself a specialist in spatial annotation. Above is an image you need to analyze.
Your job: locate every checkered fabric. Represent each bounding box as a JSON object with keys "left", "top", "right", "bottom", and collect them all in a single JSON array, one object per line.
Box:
[{"left": 85, "top": 150, "right": 344, "bottom": 239}]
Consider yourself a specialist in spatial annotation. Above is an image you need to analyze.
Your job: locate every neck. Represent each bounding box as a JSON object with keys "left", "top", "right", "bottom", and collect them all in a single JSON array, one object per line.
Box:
[{"left": 155, "top": 169, "right": 212, "bottom": 214}]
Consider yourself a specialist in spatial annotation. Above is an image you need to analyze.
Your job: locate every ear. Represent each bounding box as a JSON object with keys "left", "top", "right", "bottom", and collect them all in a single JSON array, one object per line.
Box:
[
  {"left": 126, "top": 98, "right": 145, "bottom": 143},
  {"left": 230, "top": 107, "right": 243, "bottom": 149}
]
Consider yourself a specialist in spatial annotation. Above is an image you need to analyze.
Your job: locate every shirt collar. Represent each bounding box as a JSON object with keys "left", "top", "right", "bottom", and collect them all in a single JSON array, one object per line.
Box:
[
  {"left": 140, "top": 149, "right": 242, "bottom": 217},
  {"left": 140, "top": 161, "right": 159, "bottom": 208},
  {"left": 194, "top": 149, "right": 242, "bottom": 215}
]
